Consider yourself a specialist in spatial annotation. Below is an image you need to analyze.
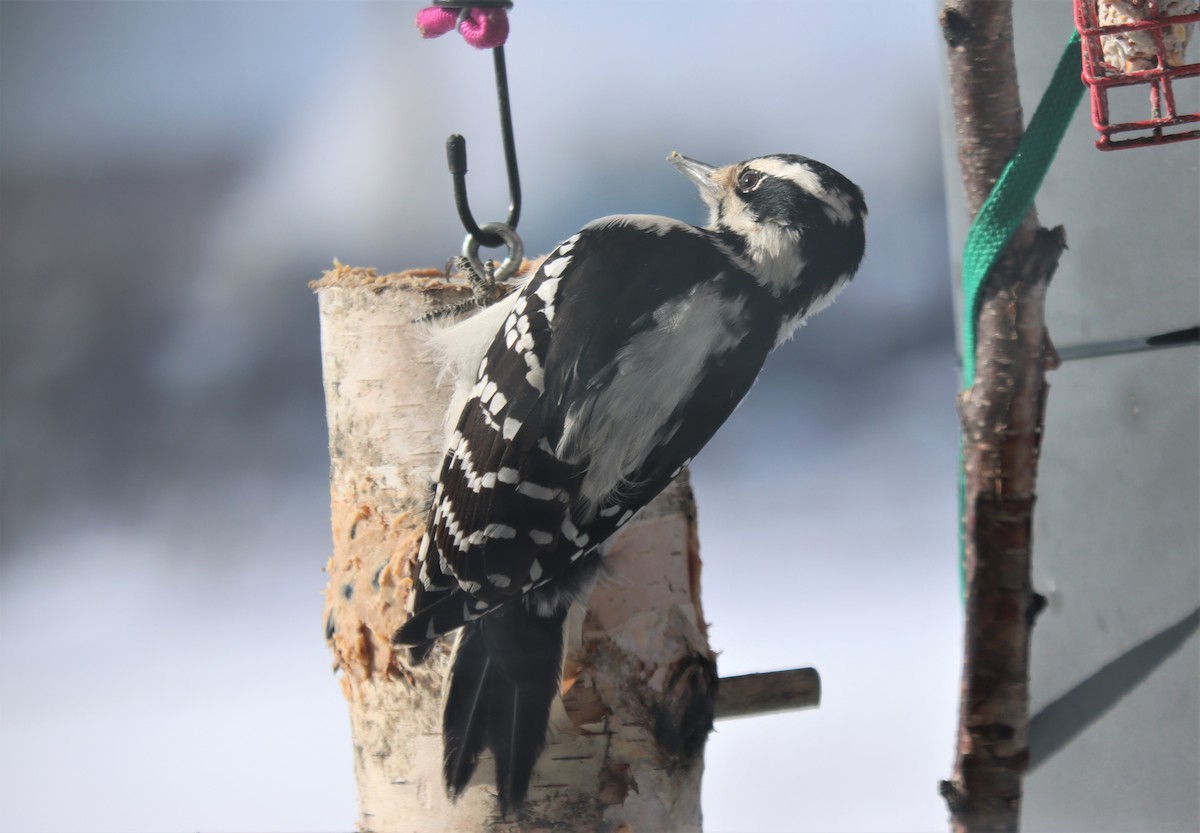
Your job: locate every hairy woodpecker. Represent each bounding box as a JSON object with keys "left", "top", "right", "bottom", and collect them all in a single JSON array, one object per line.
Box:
[{"left": 394, "top": 151, "right": 867, "bottom": 811}]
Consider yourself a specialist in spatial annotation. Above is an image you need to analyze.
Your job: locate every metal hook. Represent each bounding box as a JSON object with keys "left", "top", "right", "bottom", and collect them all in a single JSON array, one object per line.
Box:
[
  {"left": 435, "top": 1, "right": 521, "bottom": 250},
  {"left": 463, "top": 221, "right": 524, "bottom": 283}
]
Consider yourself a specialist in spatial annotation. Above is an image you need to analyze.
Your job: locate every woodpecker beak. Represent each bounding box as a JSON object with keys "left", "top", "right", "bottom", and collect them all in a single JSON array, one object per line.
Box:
[{"left": 668, "top": 151, "right": 722, "bottom": 199}]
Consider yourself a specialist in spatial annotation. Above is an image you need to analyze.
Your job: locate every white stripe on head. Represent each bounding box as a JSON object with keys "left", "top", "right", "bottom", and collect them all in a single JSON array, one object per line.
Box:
[{"left": 747, "top": 157, "right": 857, "bottom": 225}]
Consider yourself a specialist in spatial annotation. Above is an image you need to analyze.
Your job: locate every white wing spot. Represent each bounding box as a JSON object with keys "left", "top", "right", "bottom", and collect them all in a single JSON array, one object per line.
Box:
[
  {"left": 526, "top": 368, "right": 545, "bottom": 392},
  {"left": 480, "top": 379, "right": 498, "bottom": 404},
  {"left": 497, "top": 467, "right": 520, "bottom": 484},
  {"left": 534, "top": 277, "right": 561, "bottom": 323},
  {"left": 502, "top": 417, "right": 523, "bottom": 440},
  {"left": 528, "top": 559, "right": 543, "bottom": 581},
  {"left": 454, "top": 434, "right": 471, "bottom": 460},
  {"left": 516, "top": 481, "right": 561, "bottom": 501},
  {"left": 487, "top": 573, "right": 512, "bottom": 588},
  {"left": 529, "top": 530, "right": 553, "bottom": 545},
  {"left": 450, "top": 441, "right": 501, "bottom": 493},
  {"left": 480, "top": 409, "right": 501, "bottom": 434},
  {"left": 418, "top": 564, "right": 435, "bottom": 590},
  {"left": 523, "top": 349, "right": 545, "bottom": 392},
  {"left": 670, "top": 457, "right": 693, "bottom": 478},
  {"left": 561, "top": 518, "right": 589, "bottom": 547},
  {"left": 543, "top": 256, "right": 571, "bottom": 279}
]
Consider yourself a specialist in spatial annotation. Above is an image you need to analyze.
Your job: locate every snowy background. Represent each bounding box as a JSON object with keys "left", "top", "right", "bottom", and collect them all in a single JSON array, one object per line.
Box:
[{"left": 0, "top": 2, "right": 961, "bottom": 831}]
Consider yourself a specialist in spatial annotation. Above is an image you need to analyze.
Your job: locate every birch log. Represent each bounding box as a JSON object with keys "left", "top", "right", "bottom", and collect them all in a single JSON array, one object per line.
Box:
[{"left": 313, "top": 263, "right": 717, "bottom": 832}]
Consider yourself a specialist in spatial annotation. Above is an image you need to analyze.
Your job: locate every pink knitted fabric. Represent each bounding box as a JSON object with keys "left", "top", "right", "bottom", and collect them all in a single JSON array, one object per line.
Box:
[{"left": 415, "top": 6, "right": 509, "bottom": 49}]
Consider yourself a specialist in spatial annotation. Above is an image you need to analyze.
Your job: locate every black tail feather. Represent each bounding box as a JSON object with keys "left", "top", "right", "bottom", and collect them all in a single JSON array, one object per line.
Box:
[
  {"left": 442, "top": 627, "right": 492, "bottom": 797},
  {"left": 441, "top": 602, "right": 567, "bottom": 813}
]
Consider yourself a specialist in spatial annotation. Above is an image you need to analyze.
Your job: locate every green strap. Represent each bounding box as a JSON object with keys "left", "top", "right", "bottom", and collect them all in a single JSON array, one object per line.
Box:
[
  {"left": 958, "top": 31, "right": 1085, "bottom": 591},
  {"left": 960, "top": 30, "right": 1085, "bottom": 390}
]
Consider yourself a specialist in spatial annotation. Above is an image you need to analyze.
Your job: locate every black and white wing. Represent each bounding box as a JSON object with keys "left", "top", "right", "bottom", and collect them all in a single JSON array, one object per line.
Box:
[{"left": 394, "top": 216, "right": 777, "bottom": 649}]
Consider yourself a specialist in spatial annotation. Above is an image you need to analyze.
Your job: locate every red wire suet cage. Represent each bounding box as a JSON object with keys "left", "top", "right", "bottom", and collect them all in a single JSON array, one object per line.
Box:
[{"left": 1074, "top": 0, "right": 1200, "bottom": 149}]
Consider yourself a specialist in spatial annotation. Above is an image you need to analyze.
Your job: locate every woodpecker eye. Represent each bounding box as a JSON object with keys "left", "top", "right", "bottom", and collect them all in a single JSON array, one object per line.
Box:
[{"left": 736, "top": 169, "right": 763, "bottom": 192}]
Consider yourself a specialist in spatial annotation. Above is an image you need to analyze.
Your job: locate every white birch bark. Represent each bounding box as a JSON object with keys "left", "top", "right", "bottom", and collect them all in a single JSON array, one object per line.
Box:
[{"left": 314, "top": 263, "right": 716, "bottom": 832}]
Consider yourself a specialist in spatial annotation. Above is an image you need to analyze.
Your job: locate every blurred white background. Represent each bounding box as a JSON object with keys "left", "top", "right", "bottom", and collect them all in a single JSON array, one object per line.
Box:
[{"left": 0, "top": 2, "right": 961, "bottom": 831}]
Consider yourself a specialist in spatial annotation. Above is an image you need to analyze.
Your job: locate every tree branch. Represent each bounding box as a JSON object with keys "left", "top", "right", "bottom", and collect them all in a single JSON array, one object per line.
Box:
[
  {"left": 713, "top": 668, "right": 820, "bottom": 720},
  {"left": 939, "top": 2, "right": 1068, "bottom": 830}
]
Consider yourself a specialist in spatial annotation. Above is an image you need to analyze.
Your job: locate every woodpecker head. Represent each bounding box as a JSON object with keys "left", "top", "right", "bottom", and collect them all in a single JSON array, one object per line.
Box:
[{"left": 668, "top": 151, "right": 866, "bottom": 302}]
